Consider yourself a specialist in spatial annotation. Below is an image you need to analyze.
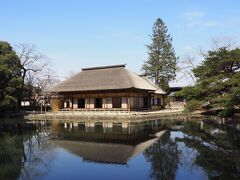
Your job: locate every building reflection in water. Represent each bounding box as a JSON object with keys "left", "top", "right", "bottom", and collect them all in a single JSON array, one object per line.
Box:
[
  {"left": 50, "top": 120, "right": 168, "bottom": 164},
  {"left": 1, "top": 118, "right": 240, "bottom": 180}
]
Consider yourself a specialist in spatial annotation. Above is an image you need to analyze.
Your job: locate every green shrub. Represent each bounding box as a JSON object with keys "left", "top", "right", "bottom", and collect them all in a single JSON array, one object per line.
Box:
[{"left": 186, "top": 100, "right": 202, "bottom": 111}]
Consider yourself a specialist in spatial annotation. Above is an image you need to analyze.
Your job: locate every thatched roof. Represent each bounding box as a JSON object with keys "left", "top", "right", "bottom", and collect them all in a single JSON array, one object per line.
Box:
[{"left": 52, "top": 64, "right": 166, "bottom": 94}]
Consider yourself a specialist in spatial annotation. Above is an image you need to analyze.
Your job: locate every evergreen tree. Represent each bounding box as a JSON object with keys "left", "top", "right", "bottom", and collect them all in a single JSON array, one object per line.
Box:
[
  {"left": 142, "top": 18, "right": 178, "bottom": 91},
  {"left": 0, "top": 41, "right": 22, "bottom": 112},
  {"left": 176, "top": 47, "right": 240, "bottom": 116}
]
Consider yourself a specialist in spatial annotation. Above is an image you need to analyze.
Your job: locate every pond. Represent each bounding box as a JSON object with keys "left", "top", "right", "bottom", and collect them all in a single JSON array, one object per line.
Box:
[{"left": 0, "top": 118, "right": 240, "bottom": 180}]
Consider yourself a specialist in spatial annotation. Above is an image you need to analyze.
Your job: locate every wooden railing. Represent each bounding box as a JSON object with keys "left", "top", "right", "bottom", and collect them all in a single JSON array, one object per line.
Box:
[
  {"left": 57, "top": 108, "right": 135, "bottom": 115},
  {"left": 44, "top": 108, "right": 169, "bottom": 117}
]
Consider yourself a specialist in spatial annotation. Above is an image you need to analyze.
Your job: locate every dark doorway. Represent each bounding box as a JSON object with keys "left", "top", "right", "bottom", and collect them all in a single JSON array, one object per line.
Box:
[
  {"left": 112, "top": 97, "right": 122, "bottom": 108},
  {"left": 157, "top": 98, "right": 161, "bottom": 106},
  {"left": 143, "top": 97, "right": 149, "bottom": 108},
  {"left": 95, "top": 98, "right": 103, "bottom": 108},
  {"left": 78, "top": 98, "right": 85, "bottom": 108},
  {"left": 66, "top": 100, "right": 70, "bottom": 108}
]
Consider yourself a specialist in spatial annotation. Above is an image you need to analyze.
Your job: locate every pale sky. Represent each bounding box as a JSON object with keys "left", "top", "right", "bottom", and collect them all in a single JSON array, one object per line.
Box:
[{"left": 1, "top": 0, "right": 240, "bottom": 86}]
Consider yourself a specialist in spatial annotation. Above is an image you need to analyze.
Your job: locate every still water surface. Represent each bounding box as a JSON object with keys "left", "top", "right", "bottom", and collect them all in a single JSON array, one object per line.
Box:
[{"left": 0, "top": 118, "right": 240, "bottom": 180}]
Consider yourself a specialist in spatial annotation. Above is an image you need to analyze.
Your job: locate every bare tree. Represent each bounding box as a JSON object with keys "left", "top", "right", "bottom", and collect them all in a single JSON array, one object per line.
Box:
[
  {"left": 15, "top": 44, "right": 48, "bottom": 86},
  {"left": 179, "top": 37, "right": 239, "bottom": 86},
  {"left": 211, "top": 36, "right": 238, "bottom": 51},
  {"left": 200, "top": 37, "right": 239, "bottom": 58},
  {"left": 15, "top": 44, "right": 59, "bottom": 110},
  {"left": 24, "top": 67, "right": 59, "bottom": 111},
  {"left": 178, "top": 55, "right": 196, "bottom": 85}
]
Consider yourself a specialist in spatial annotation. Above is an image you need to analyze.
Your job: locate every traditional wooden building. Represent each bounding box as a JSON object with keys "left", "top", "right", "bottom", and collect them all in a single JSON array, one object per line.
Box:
[{"left": 51, "top": 64, "right": 166, "bottom": 111}]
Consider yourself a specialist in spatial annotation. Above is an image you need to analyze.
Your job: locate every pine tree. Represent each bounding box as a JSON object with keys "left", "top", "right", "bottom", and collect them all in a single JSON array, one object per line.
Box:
[
  {"left": 142, "top": 18, "right": 178, "bottom": 91},
  {"left": 176, "top": 47, "right": 240, "bottom": 116}
]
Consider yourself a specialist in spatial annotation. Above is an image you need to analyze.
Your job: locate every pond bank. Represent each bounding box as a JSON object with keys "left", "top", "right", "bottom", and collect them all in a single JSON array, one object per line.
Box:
[{"left": 24, "top": 108, "right": 222, "bottom": 122}]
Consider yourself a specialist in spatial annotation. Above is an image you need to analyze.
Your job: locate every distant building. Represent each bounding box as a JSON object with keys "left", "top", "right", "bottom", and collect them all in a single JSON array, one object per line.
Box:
[
  {"left": 21, "top": 101, "right": 30, "bottom": 107},
  {"left": 51, "top": 64, "right": 166, "bottom": 111},
  {"left": 168, "top": 87, "right": 183, "bottom": 100},
  {"left": 168, "top": 86, "right": 185, "bottom": 108}
]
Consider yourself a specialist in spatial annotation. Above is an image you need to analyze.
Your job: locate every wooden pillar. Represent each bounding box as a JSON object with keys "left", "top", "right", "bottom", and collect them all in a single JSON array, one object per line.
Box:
[
  {"left": 137, "top": 92, "right": 140, "bottom": 111},
  {"left": 128, "top": 92, "right": 131, "bottom": 111},
  {"left": 126, "top": 93, "right": 128, "bottom": 109},
  {"left": 106, "top": 93, "right": 108, "bottom": 109},
  {"left": 87, "top": 94, "right": 89, "bottom": 109},
  {"left": 72, "top": 97, "right": 74, "bottom": 109},
  {"left": 85, "top": 94, "right": 87, "bottom": 109},
  {"left": 88, "top": 96, "right": 90, "bottom": 109},
  {"left": 103, "top": 93, "right": 105, "bottom": 109},
  {"left": 148, "top": 94, "right": 151, "bottom": 110}
]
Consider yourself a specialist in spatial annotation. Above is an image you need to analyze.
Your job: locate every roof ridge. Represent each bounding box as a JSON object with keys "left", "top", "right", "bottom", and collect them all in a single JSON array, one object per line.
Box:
[{"left": 82, "top": 64, "right": 126, "bottom": 71}]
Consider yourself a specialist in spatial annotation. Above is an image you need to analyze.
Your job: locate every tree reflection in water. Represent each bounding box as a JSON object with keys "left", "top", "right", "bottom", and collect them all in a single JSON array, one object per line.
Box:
[
  {"left": 176, "top": 120, "right": 240, "bottom": 179},
  {"left": 144, "top": 131, "right": 181, "bottom": 180},
  {"left": 0, "top": 123, "right": 55, "bottom": 180},
  {"left": 0, "top": 134, "right": 23, "bottom": 180},
  {"left": 1, "top": 119, "right": 240, "bottom": 180}
]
